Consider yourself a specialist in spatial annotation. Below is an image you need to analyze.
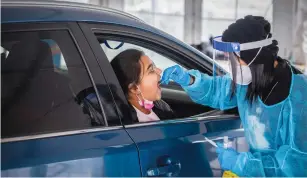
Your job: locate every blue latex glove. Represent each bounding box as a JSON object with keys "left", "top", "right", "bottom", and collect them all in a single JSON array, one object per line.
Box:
[
  {"left": 216, "top": 143, "right": 239, "bottom": 171},
  {"left": 160, "top": 65, "right": 191, "bottom": 86}
]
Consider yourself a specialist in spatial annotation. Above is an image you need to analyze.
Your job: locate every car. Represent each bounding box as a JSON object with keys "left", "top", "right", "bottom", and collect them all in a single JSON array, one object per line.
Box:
[{"left": 1, "top": 1, "right": 248, "bottom": 177}]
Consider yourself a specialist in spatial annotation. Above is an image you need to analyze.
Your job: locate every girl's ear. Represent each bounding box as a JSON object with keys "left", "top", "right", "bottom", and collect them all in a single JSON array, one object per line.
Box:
[
  {"left": 128, "top": 83, "right": 140, "bottom": 94},
  {"left": 274, "top": 60, "right": 278, "bottom": 68}
]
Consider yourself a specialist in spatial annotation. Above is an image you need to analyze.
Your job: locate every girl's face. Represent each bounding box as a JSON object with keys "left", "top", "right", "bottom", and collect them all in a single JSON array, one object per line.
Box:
[{"left": 136, "top": 55, "right": 162, "bottom": 101}]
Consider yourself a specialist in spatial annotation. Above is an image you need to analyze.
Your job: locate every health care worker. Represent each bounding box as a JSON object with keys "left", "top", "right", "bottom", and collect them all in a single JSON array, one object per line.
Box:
[{"left": 161, "top": 15, "right": 307, "bottom": 177}]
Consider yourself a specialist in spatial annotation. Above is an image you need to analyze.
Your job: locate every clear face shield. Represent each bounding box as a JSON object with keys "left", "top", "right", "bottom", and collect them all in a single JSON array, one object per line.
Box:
[{"left": 212, "top": 35, "right": 273, "bottom": 85}]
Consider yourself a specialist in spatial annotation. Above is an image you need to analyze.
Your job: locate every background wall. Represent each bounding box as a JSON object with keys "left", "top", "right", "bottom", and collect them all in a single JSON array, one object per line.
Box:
[{"left": 56, "top": 0, "right": 307, "bottom": 73}]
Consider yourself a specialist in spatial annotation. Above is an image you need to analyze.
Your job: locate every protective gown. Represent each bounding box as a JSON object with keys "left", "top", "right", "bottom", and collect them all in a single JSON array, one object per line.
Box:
[{"left": 182, "top": 69, "right": 307, "bottom": 177}]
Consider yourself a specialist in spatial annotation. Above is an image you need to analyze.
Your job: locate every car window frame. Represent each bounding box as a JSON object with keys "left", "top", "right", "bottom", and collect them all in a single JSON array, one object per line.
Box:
[
  {"left": 1, "top": 22, "right": 120, "bottom": 142},
  {"left": 79, "top": 22, "right": 238, "bottom": 127},
  {"left": 95, "top": 35, "right": 190, "bottom": 90},
  {"left": 79, "top": 22, "right": 218, "bottom": 96},
  {"left": 97, "top": 38, "right": 187, "bottom": 71},
  {"left": 83, "top": 23, "right": 216, "bottom": 72}
]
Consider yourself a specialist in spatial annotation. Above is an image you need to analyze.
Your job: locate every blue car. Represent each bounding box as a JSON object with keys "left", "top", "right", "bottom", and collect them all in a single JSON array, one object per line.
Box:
[{"left": 1, "top": 1, "right": 248, "bottom": 177}]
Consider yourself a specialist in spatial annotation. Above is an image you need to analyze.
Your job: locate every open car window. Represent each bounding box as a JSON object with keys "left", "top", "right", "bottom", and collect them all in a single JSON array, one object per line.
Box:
[{"left": 92, "top": 35, "right": 230, "bottom": 123}]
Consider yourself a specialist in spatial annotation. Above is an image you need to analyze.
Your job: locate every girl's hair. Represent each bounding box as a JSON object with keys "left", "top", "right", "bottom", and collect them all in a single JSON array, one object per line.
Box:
[{"left": 110, "top": 49, "right": 145, "bottom": 97}]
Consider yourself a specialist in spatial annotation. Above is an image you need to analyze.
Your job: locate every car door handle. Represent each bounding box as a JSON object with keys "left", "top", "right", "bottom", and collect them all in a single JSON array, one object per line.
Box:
[{"left": 147, "top": 156, "right": 181, "bottom": 177}]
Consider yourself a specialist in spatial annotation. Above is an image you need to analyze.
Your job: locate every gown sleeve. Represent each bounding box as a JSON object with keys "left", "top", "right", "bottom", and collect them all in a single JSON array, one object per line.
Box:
[{"left": 182, "top": 69, "right": 237, "bottom": 110}]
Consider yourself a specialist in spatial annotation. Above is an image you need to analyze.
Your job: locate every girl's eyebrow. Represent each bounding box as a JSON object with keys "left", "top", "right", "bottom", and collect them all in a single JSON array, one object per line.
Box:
[{"left": 147, "top": 63, "right": 154, "bottom": 71}]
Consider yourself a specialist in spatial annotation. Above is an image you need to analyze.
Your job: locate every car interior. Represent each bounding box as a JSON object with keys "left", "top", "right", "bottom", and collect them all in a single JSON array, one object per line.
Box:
[{"left": 1, "top": 33, "right": 105, "bottom": 137}]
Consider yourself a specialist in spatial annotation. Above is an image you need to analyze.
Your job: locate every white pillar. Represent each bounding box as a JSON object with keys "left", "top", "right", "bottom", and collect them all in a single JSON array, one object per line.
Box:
[
  {"left": 184, "top": 0, "right": 202, "bottom": 44},
  {"left": 272, "top": 0, "right": 296, "bottom": 59},
  {"left": 292, "top": 0, "right": 307, "bottom": 74}
]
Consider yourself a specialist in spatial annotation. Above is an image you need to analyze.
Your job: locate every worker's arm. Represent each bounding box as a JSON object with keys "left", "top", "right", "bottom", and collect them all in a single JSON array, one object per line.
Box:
[{"left": 182, "top": 69, "right": 237, "bottom": 110}]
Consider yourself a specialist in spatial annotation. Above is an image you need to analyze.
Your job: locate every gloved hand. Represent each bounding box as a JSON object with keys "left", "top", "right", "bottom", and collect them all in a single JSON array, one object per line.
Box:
[
  {"left": 160, "top": 65, "right": 191, "bottom": 86},
  {"left": 216, "top": 142, "right": 239, "bottom": 171}
]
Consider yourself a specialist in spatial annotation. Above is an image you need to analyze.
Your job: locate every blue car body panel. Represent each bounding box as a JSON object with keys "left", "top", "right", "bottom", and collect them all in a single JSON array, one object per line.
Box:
[
  {"left": 2, "top": 129, "right": 140, "bottom": 177},
  {"left": 125, "top": 117, "right": 247, "bottom": 177}
]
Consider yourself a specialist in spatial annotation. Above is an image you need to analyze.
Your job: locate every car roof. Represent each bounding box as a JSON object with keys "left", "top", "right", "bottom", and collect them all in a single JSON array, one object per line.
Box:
[
  {"left": 1, "top": 0, "right": 216, "bottom": 71},
  {"left": 2, "top": 1, "right": 145, "bottom": 25}
]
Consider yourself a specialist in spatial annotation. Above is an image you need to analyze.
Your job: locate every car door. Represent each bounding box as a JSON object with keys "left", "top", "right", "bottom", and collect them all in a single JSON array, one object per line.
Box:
[
  {"left": 1, "top": 22, "right": 140, "bottom": 177},
  {"left": 80, "top": 22, "right": 249, "bottom": 177}
]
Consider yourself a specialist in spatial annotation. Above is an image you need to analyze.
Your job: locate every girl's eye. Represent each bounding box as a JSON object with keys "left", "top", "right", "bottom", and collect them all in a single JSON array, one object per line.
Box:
[
  {"left": 148, "top": 65, "right": 156, "bottom": 73},
  {"left": 149, "top": 68, "right": 156, "bottom": 73}
]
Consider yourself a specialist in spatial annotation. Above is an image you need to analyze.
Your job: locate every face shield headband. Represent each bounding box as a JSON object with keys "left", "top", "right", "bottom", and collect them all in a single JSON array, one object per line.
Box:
[
  {"left": 211, "top": 35, "right": 272, "bottom": 85},
  {"left": 212, "top": 35, "right": 272, "bottom": 66}
]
